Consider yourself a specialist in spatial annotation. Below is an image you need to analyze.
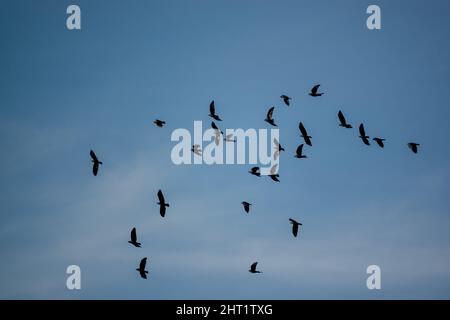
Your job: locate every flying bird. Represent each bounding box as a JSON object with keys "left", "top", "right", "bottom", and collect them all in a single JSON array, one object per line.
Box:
[
  {"left": 249, "top": 167, "right": 261, "bottom": 177},
  {"left": 128, "top": 227, "right": 142, "bottom": 248},
  {"left": 358, "top": 123, "right": 370, "bottom": 146},
  {"left": 294, "top": 144, "right": 307, "bottom": 159},
  {"left": 264, "top": 107, "right": 277, "bottom": 127},
  {"left": 249, "top": 262, "right": 262, "bottom": 274},
  {"left": 191, "top": 144, "right": 202, "bottom": 156},
  {"left": 208, "top": 100, "right": 222, "bottom": 121},
  {"left": 338, "top": 110, "right": 352, "bottom": 129},
  {"left": 136, "top": 257, "right": 148, "bottom": 279},
  {"left": 224, "top": 134, "right": 237, "bottom": 143},
  {"left": 157, "top": 190, "right": 170, "bottom": 217},
  {"left": 90, "top": 150, "right": 103, "bottom": 176},
  {"left": 273, "top": 138, "right": 284, "bottom": 160},
  {"left": 241, "top": 201, "right": 251, "bottom": 213},
  {"left": 154, "top": 119, "right": 166, "bottom": 128},
  {"left": 289, "top": 218, "right": 303, "bottom": 238},
  {"left": 408, "top": 142, "right": 420, "bottom": 154},
  {"left": 268, "top": 164, "right": 280, "bottom": 182},
  {"left": 299, "top": 122, "right": 312, "bottom": 146},
  {"left": 309, "top": 84, "right": 323, "bottom": 97},
  {"left": 280, "top": 95, "right": 291, "bottom": 106},
  {"left": 373, "top": 138, "right": 386, "bottom": 148}
]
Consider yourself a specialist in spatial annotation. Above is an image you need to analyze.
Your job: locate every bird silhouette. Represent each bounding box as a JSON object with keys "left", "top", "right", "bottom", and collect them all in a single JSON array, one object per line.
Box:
[
  {"left": 268, "top": 164, "right": 280, "bottom": 182},
  {"left": 249, "top": 167, "right": 261, "bottom": 177},
  {"left": 408, "top": 142, "right": 420, "bottom": 154},
  {"left": 338, "top": 110, "right": 352, "bottom": 128},
  {"left": 294, "top": 144, "right": 307, "bottom": 159},
  {"left": 136, "top": 257, "right": 148, "bottom": 279},
  {"left": 157, "top": 190, "right": 170, "bottom": 217},
  {"left": 273, "top": 138, "right": 285, "bottom": 160},
  {"left": 358, "top": 124, "right": 370, "bottom": 146},
  {"left": 264, "top": 107, "right": 277, "bottom": 127},
  {"left": 280, "top": 95, "right": 291, "bottom": 106},
  {"left": 128, "top": 227, "right": 141, "bottom": 248},
  {"left": 242, "top": 201, "right": 251, "bottom": 213},
  {"left": 224, "top": 134, "right": 237, "bottom": 143},
  {"left": 309, "top": 84, "right": 323, "bottom": 97},
  {"left": 154, "top": 119, "right": 166, "bottom": 128},
  {"left": 299, "top": 122, "right": 312, "bottom": 146},
  {"left": 209, "top": 100, "right": 222, "bottom": 121},
  {"left": 249, "top": 262, "right": 262, "bottom": 274},
  {"left": 191, "top": 144, "right": 202, "bottom": 156},
  {"left": 90, "top": 150, "right": 103, "bottom": 176},
  {"left": 373, "top": 138, "right": 386, "bottom": 148},
  {"left": 289, "top": 218, "right": 303, "bottom": 238}
]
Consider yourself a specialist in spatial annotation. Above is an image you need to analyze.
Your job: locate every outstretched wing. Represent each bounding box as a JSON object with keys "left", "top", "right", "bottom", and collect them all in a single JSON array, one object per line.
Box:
[
  {"left": 338, "top": 111, "right": 346, "bottom": 125},
  {"left": 209, "top": 100, "right": 215, "bottom": 115},
  {"left": 292, "top": 223, "right": 299, "bottom": 237},
  {"left": 299, "top": 122, "right": 307, "bottom": 136},
  {"left": 311, "top": 84, "right": 320, "bottom": 94},
  {"left": 267, "top": 107, "right": 274, "bottom": 120},
  {"left": 131, "top": 227, "right": 137, "bottom": 242},
  {"left": 251, "top": 262, "right": 258, "bottom": 272},
  {"left": 139, "top": 257, "right": 147, "bottom": 270},
  {"left": 92, "top": 162, "right": 99, "bottom": 176},
  {"left": 296, "top": 144, "right": 303, "bottom": 156},
  {"left": 211, "top": 121, "right": 219, "bottom": 130},
  {"left": 90, "top": 150, "right": 98, "bottom": 162},
  {"left": 157, "top": 190, "right": 165, "bottom": 204},
  {"left": 359, "top": 123, "right": 366, "bottom": 137}
]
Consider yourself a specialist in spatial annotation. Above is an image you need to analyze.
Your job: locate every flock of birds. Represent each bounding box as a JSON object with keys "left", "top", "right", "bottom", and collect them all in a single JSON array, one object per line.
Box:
[{"left": 89, "top": 84, "right": 420, "bottom": 279}]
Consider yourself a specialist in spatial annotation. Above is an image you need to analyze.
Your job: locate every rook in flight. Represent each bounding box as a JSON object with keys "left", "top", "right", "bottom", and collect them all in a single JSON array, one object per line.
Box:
[
  {"left": 241, "top": 201, "right": 251, "bottom": 213},
  {"left": 280, "top": 95, "right": 291, "bottom": 106},
  {"left": 154, "top": 119, "right": 166, "bottom": 128},
  {"left": 264, "top": 107, "right": 277, "bottom": 127},
  {"left": 136, "top": 257, "right": 148, "bottom": 279},
  {"left": 309, "top": 84, "right": 323, "bottom": 97},
  {"left": 299, "top": 122, "right": 312, "bottom": 146},
  {"left": 373, "top": 137, "right": 386, "bottom": 148},
  {"left": 294, "top": 144, "right": 307, "bottom": 159},
  {"left": 90, "top": 150, "right": 103, "bottom": 176},
  {"left": 128, "top": 227, "right": 141, "bottom": 248},
  {"left": 338, "top": 110, "right": 352, "bottom": 129},
  {"left": 249, "top": 262, "right": 262, "bottom": 274},
  {"left": 289, "top": 218, "right": 303, "bottom": 238},
  {"left": 209, "top": 100, "right": 222, "bottom": 121},
  {"left": 358, "top": 124, "right": 370, "bottom": 146},
  {"left": 407, "top": 142, "right": 420, "bottom": 154},
  {"left": 268, "top": 164, "right": 280, "bottom": 182},
  {"left": 157, "top": 190, "right": 170, "bottom": 217},
  {"left": 249, "top": 167, "right": 261, "bottom": 177}
]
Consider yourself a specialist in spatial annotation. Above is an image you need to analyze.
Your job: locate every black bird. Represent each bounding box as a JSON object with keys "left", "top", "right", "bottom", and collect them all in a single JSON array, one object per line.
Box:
[
  {"left": 242, "top": 201, "right": 251, "bottom": 213},
  {"left": 90, "top": 150, "right": 103, "bottom": 176},
  {"left": 309, "top": 84, "right": 323, "bottom": 97},
  {"left": 289, "top": 218, "right": 303, "bottom": 238},
  {"left": 299, "top": 122, "right": 312, "bottom": 146},
  {"left": 338, "top": 110, "right": 352, "bottom": 129},
  {"left": 408, "top": 142, "right": 420, "bottom": 154},
  {"left": 273, "top": 138, "right": 284, "bottom": 160},
  {"left": 294, "top": 144, "right": 307, "bottom": 159},
  {"left": 209, "top": 100, "right": 222, "bottom": 121},
  {"left": 249, "top": 167, "right": 261, "bottom": 177},
  {"left": 154, "top": 119, "right": 166, "bottom": 128},
  {"left": 157, "top": 189, "right": 170, "bottom": 217},
  {"left": 358, "top": 124, "right": 370, "bottom": 146},
  {"left": 373, "top": 138, "right": 386, "bottom": 148},
  {"left": 128, "top": 227, "right": 141, "bottom": 248},
  {"left": 264, "top": 107, "right": 277, "bottom": 127},
  {"left": 268, "top": 164, "right": 280, "bottom": 182},
  {"left": 280, "top": 95, "right": 291, "bottom": 106},
  {"left": 211, "top": 121, "right": 223, "bottom": 134},
  {"left": 191, "top": 144, "right": 202, "bottom": 156},
  {"left": 136, "top": 257, "right": 148, "bottom": 279},
  {"left": 249, "top": 262, "right": 262, "bottom": 274}
]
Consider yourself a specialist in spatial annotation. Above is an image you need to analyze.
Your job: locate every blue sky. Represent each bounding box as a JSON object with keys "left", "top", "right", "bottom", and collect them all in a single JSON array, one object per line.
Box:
[{"left": 1, "top": 0, "right": 450, "bottom": 299}]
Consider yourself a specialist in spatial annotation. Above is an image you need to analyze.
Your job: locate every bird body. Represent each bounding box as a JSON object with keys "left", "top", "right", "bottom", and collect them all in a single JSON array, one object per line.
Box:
[
  {"left": 358, "top": 124, "right": 370, "bottom": 145},
  {"left": 373, "top": 137, "right": 386, "bottom": 148},
  {"left": 309, "top": 84, "right": 323, "bottom": 97},
  {"left": 408, "top": 142, "right": 420, "bottom": 154},
  {"left": 264, "top": 107, "right": 277, "bottom": 127},
  {"left": 128, "top": 227, "right": 142, "bottom": 248},
  {"left": 154, "top": 119, "right": 166, "bottom": 128},
  {"left": 242, "top": 201, "right": 251, "bottom": 213},
  {"left": 249, "top": 167, "right": 261, "bottom": 177},
  {"left": 136, "top": 257, "right": 149, "bottom": 279},
  {"left": 90, "top": 150, "right": 103, "bottom": 176},
  {"left": 299, "top": 122, "right": 312, "bottom": 146},
  {"left": 249, "top": 262, "right": 262, "bottom": 273},
  {"left": 280, "top": 95, "right": 291, "bottom": 106},
  {"left": 289, "top": 218, "right": 303, "bottom": 238},
  {"left": 191, "top": 144, "right": 202, "bottom": 156},
  {"left": 157, "top": 190, "right": 170, "bottom": 217}
]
